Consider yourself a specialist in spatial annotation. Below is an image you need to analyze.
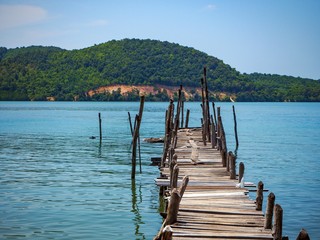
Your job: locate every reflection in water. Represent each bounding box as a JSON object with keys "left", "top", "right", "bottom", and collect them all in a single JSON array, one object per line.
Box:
[
  {"left": 131, "top": 180, "right": 145, "bottom": 240},
  {"left": 98, "top": 141, "right": 102, "bottom": 158}
]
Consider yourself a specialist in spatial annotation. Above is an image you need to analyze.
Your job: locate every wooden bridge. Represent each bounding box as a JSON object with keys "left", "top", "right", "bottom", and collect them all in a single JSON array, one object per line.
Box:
[
  {"left": 143, "top": 68, "right": 310, "bottom": 240},
  {"left": 154, "top": 126, "right": 277, "bottom": 240},
  {"left": 150, "top": 73, "right": 288, "bottom": 240}
]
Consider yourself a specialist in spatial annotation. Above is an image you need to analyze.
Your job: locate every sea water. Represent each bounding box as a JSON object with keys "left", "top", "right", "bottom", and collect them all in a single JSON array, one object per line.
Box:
[{"left": 0, "top": 102, "right": 319, "bottom": 239}]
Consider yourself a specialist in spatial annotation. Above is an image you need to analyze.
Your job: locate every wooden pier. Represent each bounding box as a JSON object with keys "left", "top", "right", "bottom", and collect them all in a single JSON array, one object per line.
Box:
[
  {"left": 152, "top": 72, "right": 286, "bottom": 240},
  {"left": 155, "top": 128, "right": 275, "bottom": 239},
  {"left": 150, "top": 68, "right": 309, "bottom": 240}
]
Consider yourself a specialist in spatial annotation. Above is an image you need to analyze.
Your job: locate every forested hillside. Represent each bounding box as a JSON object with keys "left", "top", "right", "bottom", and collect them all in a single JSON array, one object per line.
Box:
[{"left": 0, "top": 39, "right": 319, "bottom": 101}]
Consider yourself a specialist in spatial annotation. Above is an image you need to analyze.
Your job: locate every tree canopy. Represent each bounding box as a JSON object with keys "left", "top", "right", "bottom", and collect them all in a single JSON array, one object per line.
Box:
[{"left": 0, "top": 38, "right": 319, "bottom": 101}]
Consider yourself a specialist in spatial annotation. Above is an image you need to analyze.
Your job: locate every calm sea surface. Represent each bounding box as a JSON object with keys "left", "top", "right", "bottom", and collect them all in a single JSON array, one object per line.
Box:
[{"left": 0, "top": 102, "right": 319, "bottom": 239}]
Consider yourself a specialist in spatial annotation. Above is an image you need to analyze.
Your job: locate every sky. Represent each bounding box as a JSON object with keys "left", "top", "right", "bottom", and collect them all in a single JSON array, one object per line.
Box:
[{"left": 0, "top": 0, "right": 319, "bottom": 80}]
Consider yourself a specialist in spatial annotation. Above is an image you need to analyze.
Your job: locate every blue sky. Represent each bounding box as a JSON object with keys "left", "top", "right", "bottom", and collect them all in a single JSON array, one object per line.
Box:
[{"left": 0, "top": 0, "right": 319, "bottom": 80}]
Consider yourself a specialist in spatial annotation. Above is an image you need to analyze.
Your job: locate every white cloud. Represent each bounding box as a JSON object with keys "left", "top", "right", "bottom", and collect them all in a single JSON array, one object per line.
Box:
[
  {"left": 0, "top": 4, "right": 47, "bottom": 30},
  {"left": 86, "top": 19, "right": 108, "bottom": 27}
]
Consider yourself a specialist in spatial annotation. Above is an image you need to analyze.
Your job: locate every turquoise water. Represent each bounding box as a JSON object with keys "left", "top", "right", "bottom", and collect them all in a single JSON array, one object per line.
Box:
[{"left": 0, "top": 102, "right": 319, "bottom": 239}]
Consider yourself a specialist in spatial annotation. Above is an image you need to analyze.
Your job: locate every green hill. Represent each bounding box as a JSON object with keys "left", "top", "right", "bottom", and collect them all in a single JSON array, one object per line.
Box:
[{"left": 0, "top": 38, "right": 319, "bottom": 101}]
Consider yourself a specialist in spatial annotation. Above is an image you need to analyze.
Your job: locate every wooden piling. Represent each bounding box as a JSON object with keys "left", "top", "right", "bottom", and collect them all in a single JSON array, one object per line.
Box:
[
  {"left": 229, "top": 151, "right": 236, "bottom": 179},
  {"left": 200, "top": 78, "right": 208, "bottom": 145},
  {"left": 98, "top": 112, "right": 102, "bottom": 142},
  {"left": 154, "top": 176, "right": 189, "bottom": 240},
  {"left": 171, "top": 165, "right": 179, "bottom": 189},
  {"left": 203, "top": 67, "right": 211, "bottom": 142},
  {"left": 210, "top": 115, "right": 216, "bottom": 148},
  {"left": 128, "top": 112, "right": 133, "bottom": 136},
  {"left": 256, "top": 181, "right": 264, "bottom": 211},
  {"left": 296, "top": 228, "right": 310, "bottom": 240},
  {"left": 169, "top": 154, "right": 177, "bottom": 188},
  {"left": 161, "top": 226, "right": 173, "bottom": 240},
  {"left": 165, "top": 188, "right": 180, "bottom": 225},
  {"left": 161, "top": 100, "right": 174, "bottom": 168},
  {"left": 212, "top": 102, "right": 217, "bottom": 127},
  {"left": 238, "top": 162, "right": 245, "bottom": 183},
  {"left": 273, "top": 204, "right": 283, "bottom": 240},
  {"left": 138, "top": 133, "right": 142, "bottom": 173},
  {"left": 185, "top": 109, "right": 190, "bottom": 128},
  {"left": 131, "top": 95, "right": 145, "bottom": 179},
  {"left": 264, "top": 192, "right": 275, "bottom": 229},
  {"left": 181, "top": 101, "right": 184, "bottom": 129},
  {"left": 218, "top": 115, "right": 227, "bottom": 166},
  {"left": 153, "top": 76, "right": 297, "bottom": 239},
  {"left": 232, "top": 105, "right": 239, "bottom": 149}
]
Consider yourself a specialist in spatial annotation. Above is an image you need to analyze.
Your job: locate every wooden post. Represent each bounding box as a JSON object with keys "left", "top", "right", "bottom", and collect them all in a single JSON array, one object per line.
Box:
[
  {"left": 171, "top": 165, "right": 179, "bottom": 189},
  {"left": 175, "top": 85, "right": 182, "bottom": 130},
  {"left": 161, "top": 100, "right": 174, "bottom": 167},
  {"left": 185, "top": 109, "right": 190, "bottom": 128},
  {"left": 165, "top": 189, "right": 180, "bottom": 225},
  {"left": 200, "top": 78, "right": 207, "bottom": 145},
  {"left": 227, "top": 151, "right": 231, "bottom": 172},
  {"left": 217, "top": 106, "right": 221, "bottom": 118},
  {"left": 238, "top": 162, "right": 245, "bottom": 183},
  {"left": 128, "top": 112, "right": 133, "bottom": 136},
  {"left": 166, "top": 176, "right": 189, "bottom": 225},
  {"left": 154, "top": 176, "right": 189, "bottom": 240},
  {"left": 219, "top": 116, "right": 227, "bottom": 151},
  {"left": 131, "top": 96, "right": 145, "bottom": 179},
  {"left": 256, "top": 181, "right": 264, "bottom": 210},
  {"left": 232, "top": 105, "right": 239, "bottom": 149},
  {"left": 211, "top": 115, "right": 217, "bottom": 148},
  {"left": 200, "top": 78, "right": 205, "bottom": 116},
  {"left": 161, "top": 226, "right": 173, "bottom": 240},
  {"left": 98, "top": 112, "right": 102, "bottom": 142},
  {"left": 168, "top": 147, "right": 175, "bottom": 167},
  {"left": 273, "top": 204, "right": 283, "bottom": 240},
  {"left": 203, "top": 66, "right": 211, "bottom": 142},
  {"left": 138, "top": 133, "right": 142, "bottom": 173},
  {"left": 201, "top": 104, "right": 207, "bottom": 146},
  {"left": 169, "top": 154, "right": 177, "bottom": 188},
  {"left": 178, "top": 175, "right": 189, "bottom": 199},
  {"left": 212, "top": 102, "right": 217, "bottom": 127},
  {"left": 229, "top": 152, "right": 236, "bottom": 179},
  {"left": 172, "top": 86, "right": 182, "bottom": 148},
  {"left": 296, "top": 229, "right": 310, "bottom": 240},
  {"left": 132, "top": 114, "right": 138, "bottom": 178},
  {"left": 264, "top": 192, "right": 275, "bottom": 229},
  {"left": 218, "top": 115, "right": 227, "bottom": 166},
  {"left": 180, "top": 101, "right": 184, "bottom": 128},
  {"left": 216, "top": 108, "right": 221, "bottom": 149}
]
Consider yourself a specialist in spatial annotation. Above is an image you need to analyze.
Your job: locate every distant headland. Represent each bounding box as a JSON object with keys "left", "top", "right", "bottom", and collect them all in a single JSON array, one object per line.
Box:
[{"left": 1, "top": 39, "right": 319, "bottom": 102}]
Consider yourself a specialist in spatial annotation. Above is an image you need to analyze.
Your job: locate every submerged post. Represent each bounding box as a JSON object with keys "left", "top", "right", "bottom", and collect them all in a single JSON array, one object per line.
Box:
[
  {"left": 131, "top": 95, "right": 145, "bottom": 179},
  {"left": 232, "top": 105, "right": 239, "bottom": 149},
  {"left": 98, "top": 112, "right": 102, "bottom": 142},
  {"left": 128, "top": 112, "right": 133, "bottom": 136}
]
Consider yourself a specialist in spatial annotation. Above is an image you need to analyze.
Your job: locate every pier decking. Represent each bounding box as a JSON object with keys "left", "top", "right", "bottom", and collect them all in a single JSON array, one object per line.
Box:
[{"left": 155, "top": 128, "right": 274, "bottom": 240}]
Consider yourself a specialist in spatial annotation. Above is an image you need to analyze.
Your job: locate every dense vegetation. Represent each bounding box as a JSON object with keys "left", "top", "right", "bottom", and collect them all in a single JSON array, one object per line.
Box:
[{"left": 0, "top": 39, "right": 319, "bottom": 101}]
